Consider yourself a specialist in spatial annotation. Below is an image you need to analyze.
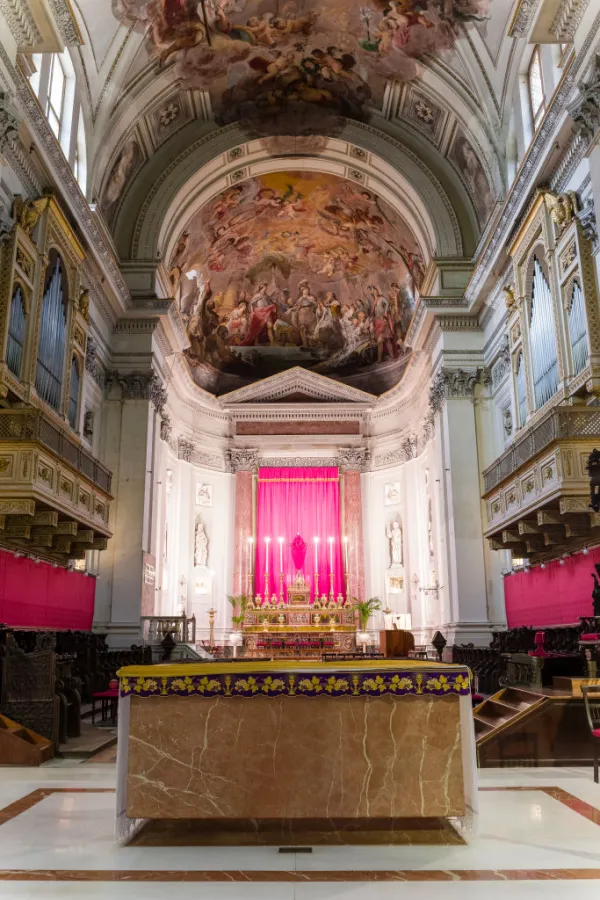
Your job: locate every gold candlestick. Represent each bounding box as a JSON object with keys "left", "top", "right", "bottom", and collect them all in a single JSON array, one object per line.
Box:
[
  {"left": 314, "top": 571, "right": 319, "bottom": 600},
  {"left": 279, "top": 571, "right": 284, "bottom": 602},
  {"left": 329, "top": 572, "right": 335, "bottom": 602},
  {"left": 264, "top": 571, "right": 270, "bottom": 599},
  {"left": 247, "top": 571, "right": 254, "bottom": 598},
  {"left": 207, "top": 607, "right": 216, "bottom": 646}
]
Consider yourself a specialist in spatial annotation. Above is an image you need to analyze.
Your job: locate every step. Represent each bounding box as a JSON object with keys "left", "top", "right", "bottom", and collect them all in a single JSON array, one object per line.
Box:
[
  {"left": 474, "top": 717, "right": 494, "bottom": 737},
  {"left": 501, "top": 687, "right": 545, "bottom": 707},
  {"left": 0, "top": 714, "right": 53, "bottom": 765}
]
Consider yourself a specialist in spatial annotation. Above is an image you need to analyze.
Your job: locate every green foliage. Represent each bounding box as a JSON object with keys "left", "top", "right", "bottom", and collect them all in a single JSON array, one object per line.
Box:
[
  {"left": 227, "top": 594, "right": 249, "bottom": 628},
  {"left": 352, "top": 596, "right": 382, "bottom": 630}
]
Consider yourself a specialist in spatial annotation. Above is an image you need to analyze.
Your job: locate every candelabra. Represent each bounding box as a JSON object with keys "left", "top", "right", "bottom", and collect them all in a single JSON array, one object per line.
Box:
[{"left": 207, "top": 607, "right": 216, "bottom": 646}]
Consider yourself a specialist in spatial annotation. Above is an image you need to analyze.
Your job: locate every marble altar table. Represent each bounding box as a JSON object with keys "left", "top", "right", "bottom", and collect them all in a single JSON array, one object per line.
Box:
[{"left": 115, "top": 659, "right": 477, "bottom": 843}]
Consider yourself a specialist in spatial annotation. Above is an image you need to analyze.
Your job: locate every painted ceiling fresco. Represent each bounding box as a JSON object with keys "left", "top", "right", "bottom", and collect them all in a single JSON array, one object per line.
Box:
[
  {"left": 113, "top": 1, "right": 493, "bottom": 134},
  {"left": 170, "top": 171, "right": 425, "bottom": 394}
]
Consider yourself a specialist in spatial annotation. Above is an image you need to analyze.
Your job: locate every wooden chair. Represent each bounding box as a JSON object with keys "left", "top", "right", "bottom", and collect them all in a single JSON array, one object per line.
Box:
[{"left": 581, "top": 685, "right": 600, "bottom": 783}]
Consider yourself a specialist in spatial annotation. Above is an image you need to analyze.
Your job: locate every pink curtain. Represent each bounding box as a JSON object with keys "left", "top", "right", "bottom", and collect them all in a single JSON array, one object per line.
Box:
[
  {"left": 504, "top": 548, "right": 600, "bottom": 627},
  {"left": 255, "top": 467, "right": 345, "bottom": 602},
  {"left": 0, "top": 549, "right": 95, "bottom": 629}
]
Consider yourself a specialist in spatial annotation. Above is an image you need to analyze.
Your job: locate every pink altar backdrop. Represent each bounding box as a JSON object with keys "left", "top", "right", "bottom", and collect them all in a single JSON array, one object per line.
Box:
[{"left": 255, "top": 467, "right": 345, "bottom": 602}]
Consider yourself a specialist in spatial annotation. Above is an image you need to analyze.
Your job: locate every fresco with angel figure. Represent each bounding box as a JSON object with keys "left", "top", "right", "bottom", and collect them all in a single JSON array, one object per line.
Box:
[
  {"left": 114, "top": 1, "right": 493, "bottom": 131},
  {"left": 169, "top": 171, "right": 426, "bottom": 394}
]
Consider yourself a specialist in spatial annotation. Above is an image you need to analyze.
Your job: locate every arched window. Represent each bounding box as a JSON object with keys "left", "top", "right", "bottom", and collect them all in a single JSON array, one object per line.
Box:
[
  {"left": 73, "top": 112, "right": 87, "bottom": 194},
  {"left": 516, "top": 352, "right": 527, "bottom": 428},
  {"left": 528, "top": 46, "right": 545, "bottom": 131},
  {"left": 6, "top": 285, "right": 27, "bottom": 378},
  {"left": 529, "top": 256, "right": 558, "bottom": 409},
  {"left": 567, "top": 279, "right": 588, "bottom": 376},
  {"left": 28, "top": 51, "right": 76, "bottom": 157},
  {"left": 36, "top": 254, "right": 67, "bottom": 411},
  {"left": 68, "top": 357, "right": 80, "bottom": 430}
]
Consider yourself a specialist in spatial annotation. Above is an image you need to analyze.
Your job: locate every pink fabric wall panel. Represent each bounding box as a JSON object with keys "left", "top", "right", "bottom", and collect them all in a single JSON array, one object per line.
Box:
[
  {"left": 255, "top": 467, "right": 345, "bottom": 601},
  {"left": 0, "top": 549, "right": 95, "bottom": 629},
  {"left": 504, "top": 548, "right": 600, "bottom": 627}
]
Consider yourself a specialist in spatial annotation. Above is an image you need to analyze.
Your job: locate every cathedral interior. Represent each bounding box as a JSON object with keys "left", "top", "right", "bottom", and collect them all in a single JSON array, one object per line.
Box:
[{"left": 1, "top": 0, "right": 600, "bottom": 896}]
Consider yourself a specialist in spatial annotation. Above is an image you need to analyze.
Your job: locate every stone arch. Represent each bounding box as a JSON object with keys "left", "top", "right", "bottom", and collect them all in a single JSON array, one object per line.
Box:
[{"left": 112, "top": 121, "right": 467, "bottom": 266}]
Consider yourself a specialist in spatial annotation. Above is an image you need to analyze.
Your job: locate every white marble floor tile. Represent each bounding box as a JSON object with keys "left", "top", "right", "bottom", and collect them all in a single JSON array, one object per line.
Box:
[{"left": 294, "top": 884, "right": 600, "bottom": 900}]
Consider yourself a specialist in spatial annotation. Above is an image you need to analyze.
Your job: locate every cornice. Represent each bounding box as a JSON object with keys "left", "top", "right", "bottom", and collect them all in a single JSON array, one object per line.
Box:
[
  {"left": 551, "top": 0, "right": 592, "bottom": 41},
  {"left": 0, "top": 0, "right": 41, "bottom": 46},
  {"left": 219, "top": 367, "right": 375, "bottom": 407},
  {"left": 47, "top": 0, "right": 83, "bottom": 46},
  {"left": 508, "top": 0, "right": 542, "bottom": 38}
]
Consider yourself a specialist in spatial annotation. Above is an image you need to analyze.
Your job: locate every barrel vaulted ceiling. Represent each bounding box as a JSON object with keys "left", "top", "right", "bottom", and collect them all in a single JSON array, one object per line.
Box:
[{"left": 58, "top": 0, "right": 520, "bottom": 254}]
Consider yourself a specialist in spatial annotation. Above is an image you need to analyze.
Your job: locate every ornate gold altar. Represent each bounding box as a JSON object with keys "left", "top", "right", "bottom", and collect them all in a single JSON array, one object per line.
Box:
[{"left": 243, "top": 574, "right": 356, "bottom": 658}]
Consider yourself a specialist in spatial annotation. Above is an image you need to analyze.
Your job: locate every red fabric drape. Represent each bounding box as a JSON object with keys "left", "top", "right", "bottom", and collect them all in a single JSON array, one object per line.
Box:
[
  {"left": 0, "top": 549, "right": 95, "bottom": 629},
  {"left": 255, "top": 467, "right": 344, "bottom": 602},
  {"left": 504, "top": 548, "right": 600, "bottom": 627}
]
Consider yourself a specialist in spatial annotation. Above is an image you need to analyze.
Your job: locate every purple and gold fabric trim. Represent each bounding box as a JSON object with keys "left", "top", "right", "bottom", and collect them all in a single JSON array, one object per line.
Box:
[{"left": 119, "top": 669, "right": 471, "bottom": 699}]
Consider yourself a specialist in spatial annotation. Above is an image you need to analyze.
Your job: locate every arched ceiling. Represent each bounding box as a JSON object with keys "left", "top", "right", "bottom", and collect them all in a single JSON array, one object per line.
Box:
[
  {"left": 64, "top": 0, "right": 520, "bottom": 398},
  {"left": 66, "top": 0, "right": 508, "bottom": 246}
]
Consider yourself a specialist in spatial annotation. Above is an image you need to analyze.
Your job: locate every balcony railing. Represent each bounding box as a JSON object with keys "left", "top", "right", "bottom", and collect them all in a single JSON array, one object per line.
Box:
[
  {"left": 483, "top": 407, "right": 600, "bottom": 494},
  {"left": 141, "top": 616, "right": 197, "bottom": 646},
  {"left": 0, "top": 409, "right": 112, "bottom": 493}
]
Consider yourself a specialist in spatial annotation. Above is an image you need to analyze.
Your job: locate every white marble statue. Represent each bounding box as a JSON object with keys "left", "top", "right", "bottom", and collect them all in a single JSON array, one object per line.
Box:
[
  {"left": 194, "top": 521, "right": 209, "bottom": 568},
  {"left": 386, "top": 520, "right": 403, "bottom": 567}
]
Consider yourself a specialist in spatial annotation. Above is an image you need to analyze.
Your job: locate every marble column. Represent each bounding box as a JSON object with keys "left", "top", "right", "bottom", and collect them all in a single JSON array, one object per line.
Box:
[
  {"left": 436, "top": 370, "right": 492, "bottom": 646},
  {"left": 94, "top": 372, "right": 160, "bottom": 647},
  {"left": 342, "top": 468, "right": 366, "bottom": 601},
  {"left": 233, "top": 470, "right": 254, "bottom": 596}
]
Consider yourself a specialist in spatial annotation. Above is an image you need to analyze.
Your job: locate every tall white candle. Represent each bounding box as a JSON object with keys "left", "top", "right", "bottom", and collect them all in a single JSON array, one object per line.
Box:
[
  {"left": 265, "top": 537, "right": 270, "bottom": 574},
  {"left": 313, "top": 536, "right": 319, "bottom": 569},
  {"left": 278, "top": 537, "right": 283, "bottom": 572},
  {"left": 328, "top": 537, "right": 333, "bottom": 572},
  {"left": 248, "top": 536, "right": 254, "bottom": 575},
  {"left": 343, "top": 535, "right": 349, "bottom": 571}
]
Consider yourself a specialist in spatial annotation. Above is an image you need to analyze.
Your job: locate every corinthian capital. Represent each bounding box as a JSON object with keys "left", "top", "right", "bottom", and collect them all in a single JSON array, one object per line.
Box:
[
  {"left": 337, "top": 447, "right": 370, "bottom": 472},
  {"left": 226, "top": 448, "right": 259, "bottom": 473},
  {"left": 568, "top": 53, "right": 600, "bottom": 145}
]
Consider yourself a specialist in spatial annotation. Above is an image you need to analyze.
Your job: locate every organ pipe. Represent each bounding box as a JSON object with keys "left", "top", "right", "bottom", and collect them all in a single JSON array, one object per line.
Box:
[
  {"left": 567, "top": 279, "right": 588, "bottom": 376},
  {"left": 529, "top": 257, "right": 558, "bottom": 409},
  {"left": 6, "top": 285, "right": 26, "bottom": 378},
  {"left": 35, "top": 255, "right": 67, "bottom": 411},
  {"left": 516, "top": 352, "right": 527, "bottom": 428}
]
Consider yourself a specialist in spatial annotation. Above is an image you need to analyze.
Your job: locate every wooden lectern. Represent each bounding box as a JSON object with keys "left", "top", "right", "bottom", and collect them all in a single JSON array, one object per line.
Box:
[{"left": 380, "top": 629, "right": 415, "bottom": 658}]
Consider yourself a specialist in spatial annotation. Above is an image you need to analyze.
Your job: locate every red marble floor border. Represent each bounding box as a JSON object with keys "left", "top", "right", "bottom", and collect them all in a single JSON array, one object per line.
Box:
[
  {"left": 0, "top": 869, "right": 599, "bottom": 882},
  {"left": 0, "top": 788, "right": 115, "bottom": 826},
  {"left": 479, "top": 786, "right": 600, "bottom": 827},
  {"left": 0, "top": 785, "right": 599, "bottom": 882}
]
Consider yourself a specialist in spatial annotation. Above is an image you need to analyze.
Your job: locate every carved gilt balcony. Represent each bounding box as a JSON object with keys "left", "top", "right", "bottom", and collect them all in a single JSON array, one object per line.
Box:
[
  {"left": 0, "top": 409, "right": 112, "bottom": 561},
  {"left": 483, "top": 406, "right": 600, "bottom": 563}
]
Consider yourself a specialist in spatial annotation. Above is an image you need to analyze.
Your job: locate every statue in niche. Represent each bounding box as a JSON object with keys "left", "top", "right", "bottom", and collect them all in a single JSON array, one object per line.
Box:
[
  {"left": 386, "top": 520, "right": 403, "bottom": 567},
  {"left": 194, "top": 521, "right": 209, "bottom": 568}
]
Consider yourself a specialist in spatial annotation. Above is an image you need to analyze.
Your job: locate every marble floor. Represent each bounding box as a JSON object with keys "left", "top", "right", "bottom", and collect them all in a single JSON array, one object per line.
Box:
[{"left": 0, "top": 761, "right": 599, "bottom": 899}]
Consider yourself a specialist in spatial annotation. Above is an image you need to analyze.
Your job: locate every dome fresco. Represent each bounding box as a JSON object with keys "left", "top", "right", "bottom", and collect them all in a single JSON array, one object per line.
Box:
[{"left": 170, "top": 171, "right": 426, "bottom": 394}]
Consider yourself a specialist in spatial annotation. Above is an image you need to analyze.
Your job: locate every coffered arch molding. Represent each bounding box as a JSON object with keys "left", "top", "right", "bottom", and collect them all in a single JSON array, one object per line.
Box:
[{"left": 113, "top": 120, "right": 466, "bottom": 266}]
